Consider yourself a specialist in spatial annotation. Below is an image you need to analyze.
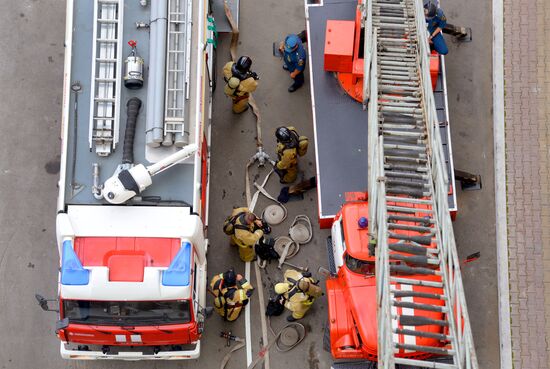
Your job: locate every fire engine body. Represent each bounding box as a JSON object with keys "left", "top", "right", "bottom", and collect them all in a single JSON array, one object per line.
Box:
[
  {"left": 305, "top": 0, "right": 456, "bottom": 230},
  {"left": 305, "top": 0, "right": 460, "bottom": 366},
  {"left": 327, "top": 202, "right": 445, "bottom": 362},
  {"left": 53, "top": 0, "right": 215, "bottom": 360}
]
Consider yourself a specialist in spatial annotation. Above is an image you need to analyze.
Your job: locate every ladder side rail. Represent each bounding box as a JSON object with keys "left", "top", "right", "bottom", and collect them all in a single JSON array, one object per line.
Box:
[
  {"left": 368, "top": 30, "right": 379, "bottom": 234},
  {"left": 362, "top": 0, "right": 373, "bottom": 107},
  {"left": 88, "top": 0, "right": 101, "bottom": 150},
  {"left": 413, "top": 2, "right": 479, "bottom": 367},
  {"left": 113, "top": 0, "right": 123, "bottom": 151},
  {"left": 185, "top": 0, "right": 193, "bottom": 99},
  {"left": 375, "top": 136, "right": 394, "bottom": 369},
  {"left": 414, "top": 1, "right": 463, "bottom": 365},
  {"left": 102, "top": 7, "right": 115, "bottom": 150}
]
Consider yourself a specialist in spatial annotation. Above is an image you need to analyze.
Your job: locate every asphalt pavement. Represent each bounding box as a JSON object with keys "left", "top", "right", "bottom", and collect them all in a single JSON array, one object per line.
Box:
[{"left": 0, "top": 0, "right": 498, "bottom": 368}]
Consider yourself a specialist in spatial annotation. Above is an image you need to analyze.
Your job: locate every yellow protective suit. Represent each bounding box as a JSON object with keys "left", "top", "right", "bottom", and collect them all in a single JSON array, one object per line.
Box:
[
  {"left": 210, "top": 273, "right": 254, "bottom": 321},
  {"left": 223, "top": 62, "right": 258, "bottom": 113},
  {"left": 276, "top": 126, "right": 308, "bottom": 183},
  {"left": 228, "top": 207, "right": 264, "bottom": 262},
  {"left": 280, "top": 269, "right": 320, "bottom": 319}
]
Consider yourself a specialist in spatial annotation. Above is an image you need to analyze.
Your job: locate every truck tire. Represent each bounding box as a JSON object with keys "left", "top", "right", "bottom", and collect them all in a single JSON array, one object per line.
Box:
[{"left": 323, "top": 320, "right": 331, "bottom": 352}]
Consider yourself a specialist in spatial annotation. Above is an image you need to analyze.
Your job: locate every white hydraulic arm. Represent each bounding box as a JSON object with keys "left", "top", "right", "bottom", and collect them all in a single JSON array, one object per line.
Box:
[{"left": 102, "top": 144, "right": 197, "bottom": 204}]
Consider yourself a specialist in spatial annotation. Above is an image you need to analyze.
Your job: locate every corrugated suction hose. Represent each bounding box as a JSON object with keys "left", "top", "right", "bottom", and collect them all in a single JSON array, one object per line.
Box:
[{"left": 122, "top": 97, "right": 142, "bottom": 164}]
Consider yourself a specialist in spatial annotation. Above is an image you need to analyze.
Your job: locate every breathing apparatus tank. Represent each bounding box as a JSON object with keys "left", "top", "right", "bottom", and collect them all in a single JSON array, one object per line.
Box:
[{"left": 124, "top": 40, "right": 144, "bottom": 89}]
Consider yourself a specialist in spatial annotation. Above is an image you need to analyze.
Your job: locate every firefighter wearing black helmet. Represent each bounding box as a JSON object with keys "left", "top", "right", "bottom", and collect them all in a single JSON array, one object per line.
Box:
[
  {"left": 210, "top": 267, "right": 254, "bottom": 321},
  {"left": 223, "top": 56, "right": 259, "bottom": 113},
  {"left": 274, "top": 126, "right": 308, "bottom": 183}
]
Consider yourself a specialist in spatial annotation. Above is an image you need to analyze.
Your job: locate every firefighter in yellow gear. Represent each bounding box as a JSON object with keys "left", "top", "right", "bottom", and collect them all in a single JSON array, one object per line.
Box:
[
  {"left": 210, "top": 268, "right": 254, "bottom": 321},
  {"left": 223, "top": 56, "right": 259, "bottom": 114},
  {"left": 275, "top": 126, "right": 308, "bottom": 184},
  {"left": 274, "top": 269, "right": 322, "bottom": 321},
  {"left": 224, "top": 207, "right": 265, "bottom": 262}
]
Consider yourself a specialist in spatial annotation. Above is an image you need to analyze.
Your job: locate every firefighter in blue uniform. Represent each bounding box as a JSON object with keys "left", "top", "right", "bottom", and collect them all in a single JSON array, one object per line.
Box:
[
  {"left": 279, "top": 34, "right": 307, "bottom": 92},
  {"left": 424, "top": 0, "right": 448, "bottom": 55}
]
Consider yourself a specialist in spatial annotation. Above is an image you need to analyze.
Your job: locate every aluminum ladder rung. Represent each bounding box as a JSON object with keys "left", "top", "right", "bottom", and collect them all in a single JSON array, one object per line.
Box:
[
  {"left": 386, "top": 179, "right": 429, "bottom": 189},
  {"left": 385, "top": 170, "right": 428, "bottom": 180},
  {"left": 388, "top": 232, "right": 434, "bottom": 245},
  {"left": 388, "top": 243, "right": 432, "bottom": 256},
  {"left": 388, "top": 223, "right": 434, "bottom": 233},
  {"left": 390, "top": 253, "right": 439, "bottom": 266},
  {"left": 392, "top": 300, "right": 446, "bottom": 313},
  {"left": 394, "top": 357, "right": 458, "bottom": 369},
  {"left": 387, "top": 204, "right": 432, "bottom": 214},
  {"left": 388, "top": 215, "right": 434, "bottom": 224},
  {"left": 394, "top": 343, "right": 453, "bottom": 356},
  {"left": 391, "top": 290, "right": 444, "bottom": 300},
  {"left": 394, "top": 328, "right": 450, "bottom": 341},
  {"left": 398, "top": 315, "right": 448, "bottom": 327},
  {"left": 390, "top": 264, "right": 440, "bottom": 276},
  {"left": 390, "top": 277, "right": 443, "bottom": 288}
]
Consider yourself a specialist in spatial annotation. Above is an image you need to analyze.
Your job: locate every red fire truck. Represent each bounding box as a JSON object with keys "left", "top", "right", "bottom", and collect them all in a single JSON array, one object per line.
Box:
[{"left": 36, "top": 0, "right": 217, "bottom": 360}]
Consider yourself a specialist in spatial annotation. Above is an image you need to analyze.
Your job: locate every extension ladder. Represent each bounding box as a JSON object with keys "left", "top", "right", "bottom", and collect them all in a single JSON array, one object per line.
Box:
[
  {"left": 363, "top": 0, "right": 479, "bottom": 368},
  {"left": 88, "top": 0, "right": 123, "bottom": 156},
  {"left": 164, "top": 0, "right": 193, "bottom": 146}
]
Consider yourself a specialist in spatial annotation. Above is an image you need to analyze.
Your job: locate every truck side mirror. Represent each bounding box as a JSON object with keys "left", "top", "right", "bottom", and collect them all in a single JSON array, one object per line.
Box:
[
  {"left": 202, "top": 306, "right": 214, "bottom": 319},
  {"left": 35, "top": 294, "right": 59, "bottom": 313}
]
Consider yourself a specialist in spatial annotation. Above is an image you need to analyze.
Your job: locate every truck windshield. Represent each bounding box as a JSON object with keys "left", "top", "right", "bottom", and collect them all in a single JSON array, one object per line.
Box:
[
  {"left": 63, "top": 300, "right": 191, "bottom": 326},
  {"left": 345, "top": 254, "right": 375, "bottom": 275}
]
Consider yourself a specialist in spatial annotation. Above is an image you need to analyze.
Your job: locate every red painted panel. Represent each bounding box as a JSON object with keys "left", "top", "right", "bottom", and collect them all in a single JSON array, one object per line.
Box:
[
  {"left": 430, "top": 52, "right": 440, "bottom": 90},
  {"left": 324, "top": 20, "right": 355, "bottom": 73},
  {"left": 74, "top": 237, "right": 180, "bottom": 267},
  {"left": 65, "top": 321, "right": 199, "bottom": 346},
  {"left": 341, "top": 202, "right": 370, "bottom": 260},
  {"left": 108, "top": 253, "right": 145, "bottom": 282},
  {"left": 319, "top": 216, "right": 334, "bottom": 229}
]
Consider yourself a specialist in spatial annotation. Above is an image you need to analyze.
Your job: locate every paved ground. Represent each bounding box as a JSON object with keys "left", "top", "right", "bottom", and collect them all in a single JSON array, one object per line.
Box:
[
  {"left": 504, "top": 0, "right": 550, "bottom": 367},
  {"left": 443, "top": 1, "right": 500, "bottom": 368},
  {"left": 0, "top": 0, "right": 499, "bottom": 368}
]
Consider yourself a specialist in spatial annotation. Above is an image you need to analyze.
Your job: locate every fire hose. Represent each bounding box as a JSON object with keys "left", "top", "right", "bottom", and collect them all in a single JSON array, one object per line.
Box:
[
  {"left": 219, "top": 321, "right": 306, "bottom": 369},
  {"left": 223, "top": 3, "right": 273, "bottom": 368}
]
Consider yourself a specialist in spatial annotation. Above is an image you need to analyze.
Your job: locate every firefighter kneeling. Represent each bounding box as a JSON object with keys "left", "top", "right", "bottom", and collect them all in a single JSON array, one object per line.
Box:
[
  {"left": 210, "top": 268, "right": 254, "bottom": 322},
  {"left": 223, "top": 207, "right": 270, "bottom": 262},
  {"left": 274, "top": 269, "right": 322, "bottom": 322}
]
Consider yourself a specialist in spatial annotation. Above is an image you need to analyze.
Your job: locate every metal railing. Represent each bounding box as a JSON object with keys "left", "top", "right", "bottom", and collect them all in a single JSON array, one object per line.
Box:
[
  {"left": 367, "top": 0, "right": 479, "bottom": 368},
  {"left": 413, "top": 0, "right": 478, "bottom": 367},
  {"left": 362, "top": 0, "right": 373, "bottom": 108}
]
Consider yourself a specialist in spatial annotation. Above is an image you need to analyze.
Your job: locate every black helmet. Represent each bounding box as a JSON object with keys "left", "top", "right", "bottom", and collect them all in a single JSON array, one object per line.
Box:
[
  {"left": 424, "top": 0, "right": 437, "bottom": 18},
  {"left": 275, "top": 127, "right": 292, "bottom": 143},
  {"left": 223, "top": 268, "right": 237, "bottom": 286},
  {"left": 232, "top": 56, "right": 252, "bottom": 80}
]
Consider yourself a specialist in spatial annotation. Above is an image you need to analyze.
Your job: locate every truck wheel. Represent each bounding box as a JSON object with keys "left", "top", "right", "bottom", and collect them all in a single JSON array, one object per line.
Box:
[{"left": 323, "top": 320, "right": 331, "bottom": 352}]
